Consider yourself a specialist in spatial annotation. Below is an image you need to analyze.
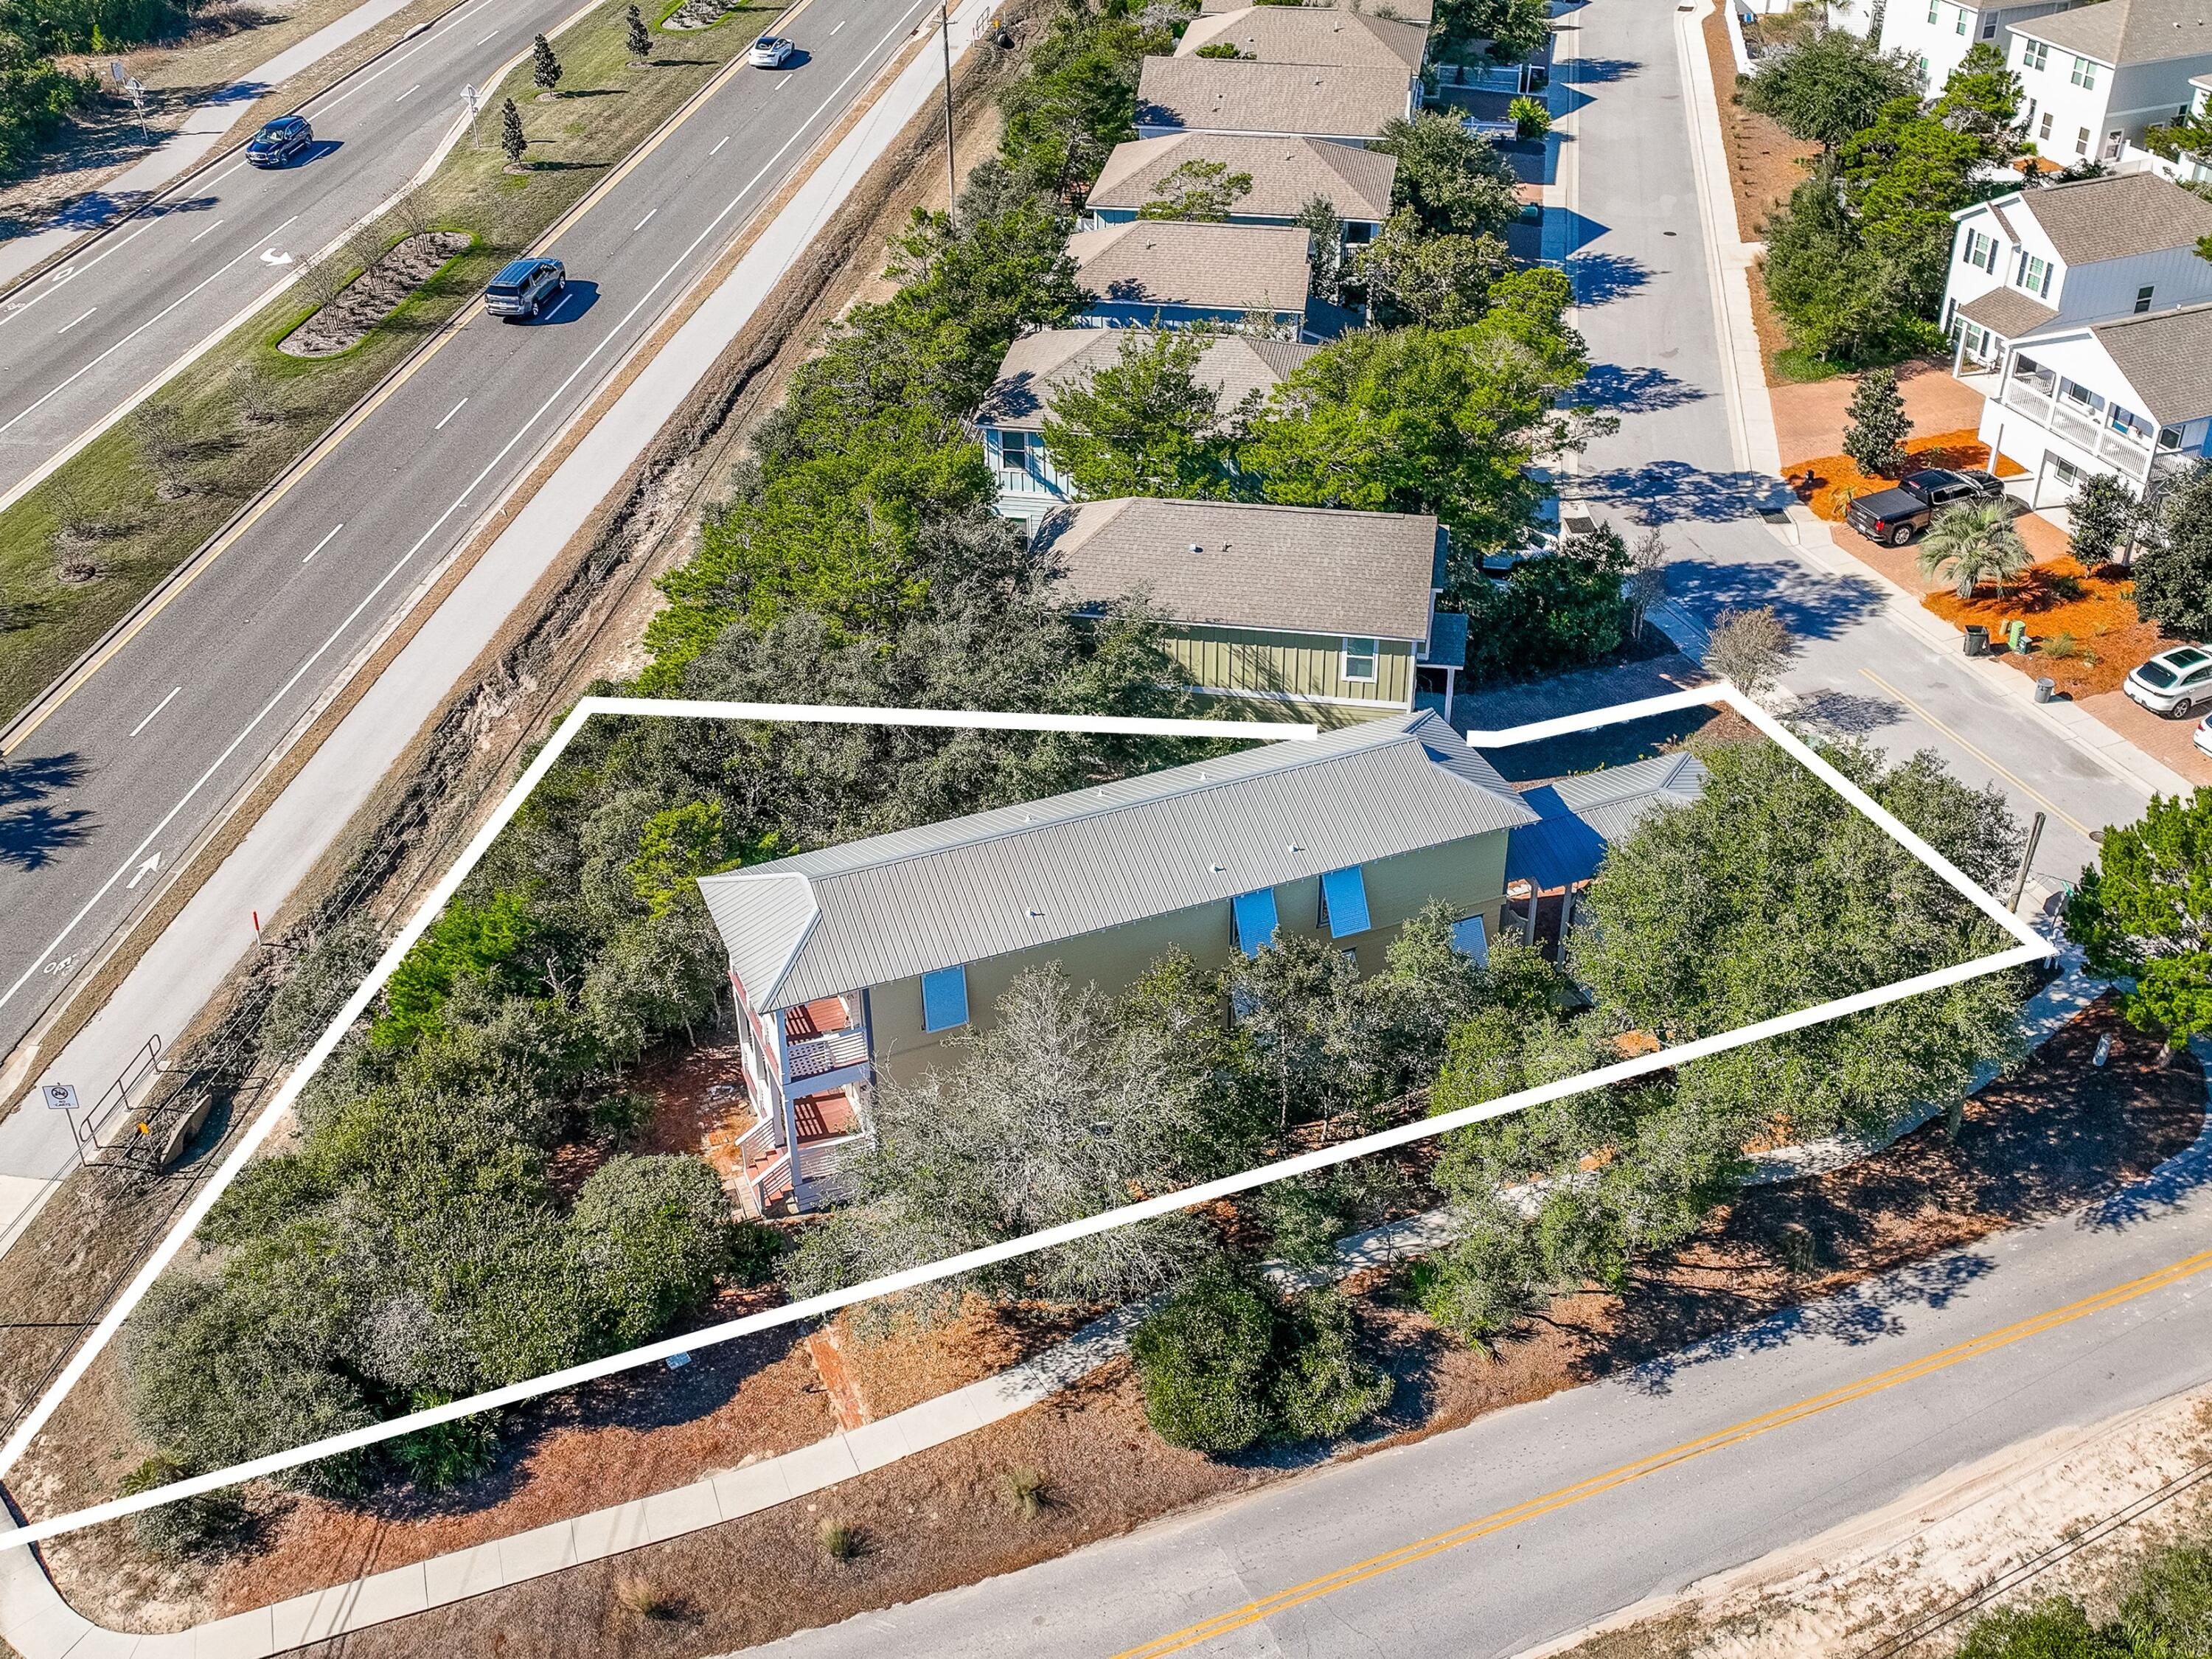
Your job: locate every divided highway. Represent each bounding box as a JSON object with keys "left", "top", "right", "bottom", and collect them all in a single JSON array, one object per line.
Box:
[
  {"left": 0, "top": 0, "right": 953, "bottom": 1070},
  {"left": 0, "top": 0, "right": 597, "bottom": 506}
]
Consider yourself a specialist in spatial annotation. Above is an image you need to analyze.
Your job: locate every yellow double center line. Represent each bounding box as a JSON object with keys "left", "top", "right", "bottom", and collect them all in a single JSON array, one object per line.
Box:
[{"left": 1114, "top": 1242, "right": 2212, "bottom": 1658}]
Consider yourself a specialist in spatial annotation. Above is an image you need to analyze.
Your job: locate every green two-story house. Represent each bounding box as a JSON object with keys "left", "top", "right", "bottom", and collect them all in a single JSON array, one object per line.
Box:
[
  {"left": 696, "top": 711, "right": 1534, "bottom": 1213},
  {"left": 1032, "top": 496, "right": 1470, "bottom": 725}
]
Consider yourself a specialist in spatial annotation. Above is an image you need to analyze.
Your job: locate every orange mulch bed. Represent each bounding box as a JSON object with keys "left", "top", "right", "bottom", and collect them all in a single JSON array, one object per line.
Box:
[
  {"left": 1925, "top": 556, "right": 2158, "bottom": 699},
  {"left": 1787, "top": 430, "right": 2025, "bottom": 524}
]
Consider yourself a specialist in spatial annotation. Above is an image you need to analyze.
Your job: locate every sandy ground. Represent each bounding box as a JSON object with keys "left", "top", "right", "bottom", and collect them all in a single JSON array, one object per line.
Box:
[
  {"left": 1532, "top": 1385, "right": 2212, "bottom": 1659},
  {"left": 1773, "top": 364, "right": 1989, "bottom": 474}
]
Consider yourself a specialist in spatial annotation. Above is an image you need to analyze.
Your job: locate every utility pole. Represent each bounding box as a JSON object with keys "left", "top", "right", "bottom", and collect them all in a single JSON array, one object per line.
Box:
[
  {"left": 940, "top": 0, "right": 956, "bottom": 224},
  {"left": 2008, "top": 810, "right": 2047, "bottom": 914}
]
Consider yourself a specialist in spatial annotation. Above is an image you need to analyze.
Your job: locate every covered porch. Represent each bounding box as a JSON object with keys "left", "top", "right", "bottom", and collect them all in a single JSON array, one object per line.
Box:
[{"left": 729, "top": 992, "right": 878, "bottom": 1217}]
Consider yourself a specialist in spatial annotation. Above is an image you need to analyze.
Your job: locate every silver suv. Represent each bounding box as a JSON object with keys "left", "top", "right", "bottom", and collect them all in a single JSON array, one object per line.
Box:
[{"left": 485, "top": 257, "right": 566, "bottom": 319}]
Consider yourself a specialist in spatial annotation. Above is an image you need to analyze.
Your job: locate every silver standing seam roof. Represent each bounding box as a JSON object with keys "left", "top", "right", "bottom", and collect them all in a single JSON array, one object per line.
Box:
[{"left": 698, "top": 711, "right": 1537, "bottom": 1012}]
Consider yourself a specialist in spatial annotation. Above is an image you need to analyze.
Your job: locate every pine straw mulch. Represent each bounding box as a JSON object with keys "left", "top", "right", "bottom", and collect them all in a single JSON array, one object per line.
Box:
[
  {"left": 1786, "top": 429, "right": 2025, "bottom": 524},
  {"left": 1924, "top": 556, "right": 2160, "bottom": 700},
  {"left": 243, "top": 1001, "right": 2207, "bottom": 1659}
]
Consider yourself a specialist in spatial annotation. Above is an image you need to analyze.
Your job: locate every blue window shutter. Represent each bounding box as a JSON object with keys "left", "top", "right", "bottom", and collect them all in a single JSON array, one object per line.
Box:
[
  {"left": 1231, "top": 888, "right": 1279, "bottom": 956},
  {"left": 1450, "top": 914, "right": 1489, "bottom": 966},
  {"left": 1320, "top": 866, "right": 1372, "bottom": 939},
  {"left": 920, "top": 965, "right": 970, "bottom": 1032}
]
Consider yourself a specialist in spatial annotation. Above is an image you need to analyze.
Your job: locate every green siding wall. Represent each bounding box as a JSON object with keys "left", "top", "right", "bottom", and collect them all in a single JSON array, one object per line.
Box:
[
  {"left": 865, "top": 830, "right": 1512, "bottom": 1093},
  {"left": 1161, "top": 625, "right": 1416, "bottom": 709}
]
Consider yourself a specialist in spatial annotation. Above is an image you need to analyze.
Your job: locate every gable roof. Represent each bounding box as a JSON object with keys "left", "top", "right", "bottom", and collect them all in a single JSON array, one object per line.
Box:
[
  {"left": 1135, "top": 57, "right": 1414, "bottom": 140},
  {"left": 1086, "top": 133, "right": 1399, "bottom": 223},
  {"left": 1956, "top": 286, "right": 2059, "bottom": 338},
  {"left": 974, "top": 328, "right": 1318, "bottom": 431},
  {"left": 699, "top": 711, "right": 1537, "bottom": 1010},
  {"left": 1176, "top": 6, "right": 1430, "bottom": 72},
  {"left": 1200, "top": 0, "right": 1436, "bottom": 20},
  {"left": 1067, "top": 220, "right": 1312, "bottom": 315},
  {"left": 2007, "top": 172, "right": 2212, "bottom": 264},
  {"left": 1506, "top": 753, "right": 1710, "bottom": 894},
  {"left": 1032, "top": 497, "right": 1444, "bottom": 641},
  {"left": 2089, "top": 297, "right": 2212, "bottom": 422},
  {"left": 2014, "top": 0, "right": 2212, "bottom": 65}
]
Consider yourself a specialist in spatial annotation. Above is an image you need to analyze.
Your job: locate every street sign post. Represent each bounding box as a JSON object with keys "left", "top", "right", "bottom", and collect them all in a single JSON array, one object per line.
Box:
[
  {"left": 462, "top": 83, "right": 481, "bottom": 148},
  {"left": 41, "top": 1084, "right": 79, "bottom": 1111},
  {"left": 122, "top": 76, "right": 148, "bottom": 143}
]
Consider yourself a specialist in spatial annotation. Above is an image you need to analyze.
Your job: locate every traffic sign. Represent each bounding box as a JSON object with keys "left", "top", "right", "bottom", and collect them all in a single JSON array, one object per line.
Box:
[{"left": 42, "top": 1083, "right": 80, "bottom": 1112}]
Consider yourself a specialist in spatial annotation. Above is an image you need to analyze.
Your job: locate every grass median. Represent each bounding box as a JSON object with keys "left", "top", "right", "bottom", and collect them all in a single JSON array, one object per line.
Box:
[{"left": 0, "top": 0, "right": 771, "bottom": 726}]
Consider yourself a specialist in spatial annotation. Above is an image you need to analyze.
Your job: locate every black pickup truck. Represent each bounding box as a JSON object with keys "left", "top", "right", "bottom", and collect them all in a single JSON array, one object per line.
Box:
[{"left": 1843, "top": 467, "right": 2006, "bottom": 546}]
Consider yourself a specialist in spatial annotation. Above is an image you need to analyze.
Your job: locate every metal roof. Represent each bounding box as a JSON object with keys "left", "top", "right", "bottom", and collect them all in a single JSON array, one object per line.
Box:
[
  {"left": 1504, "top": 753, "right": 1708, "bottom": 893},
  {"left": 1086, "top": 133, "right": 1399, "bottom": 223},
  {"left": 1032, "top": 497, "right": 1444, "bottom": 641},
  {"left": 700, "top": 711, "right": 1537, "bottom": 1010}
]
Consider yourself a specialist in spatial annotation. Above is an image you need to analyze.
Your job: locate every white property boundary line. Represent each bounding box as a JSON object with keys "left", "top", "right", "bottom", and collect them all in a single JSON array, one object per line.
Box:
[{"left": 0, "top": 688, "right": 2048, "bottom": 1550}]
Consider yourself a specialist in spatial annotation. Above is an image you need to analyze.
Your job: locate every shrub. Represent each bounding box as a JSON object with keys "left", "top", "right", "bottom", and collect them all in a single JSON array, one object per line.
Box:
[
  {"left": 615, "top": 1573, "right": 681, "bottom": 1618},
  {"left": 567, "top": 1154, "right": 741, "bottom": 1352},
  {"left": 1130, "top": 1263, "right": 1276, "bottom": 1453},
  {"left": 2118, "top": 1544, "right": 2212, "bottom": 1654},
  {"left": 1509, "top": 94, "right": 1551, "bottom": 140},
  {"left": 119, "top": 1455, "right": 250, "bottom": 1561},
  {"left": 999, "top": 1464, "right": 1049, "bottom": 1518},
  {"left": 587, "top": 1089, "right": 655, "bottom": 1147},
  {"left": 1268, "top": 1286, "right": 1391, "bottom": 1441},
  {"left": 1952, "top": 1596, "right": 2130, "bottom": 1658},
  {"left": 388, "top": 1399, "right": 501, "bottom": 1491},
  {"left": 257, "top": 916, "right": 385, "bottom": 1064}
]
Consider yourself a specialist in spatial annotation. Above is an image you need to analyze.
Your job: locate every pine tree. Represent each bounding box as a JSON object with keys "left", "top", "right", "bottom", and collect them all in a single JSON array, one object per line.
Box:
[
  {"left": 532, "top": 33, "right": 563, "bottom": 97},
  {"left": 1842, "top": 368, "right": 1912, "bottom": 479},
  {"left": 625, "top": 4, "right": 652, "bottom": 64},
  {"left": 499, "top": 97, "right": 527, "bottom": 170}
]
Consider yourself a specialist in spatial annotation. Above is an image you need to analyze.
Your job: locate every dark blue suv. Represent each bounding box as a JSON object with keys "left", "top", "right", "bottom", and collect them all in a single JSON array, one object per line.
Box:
[{"left": 246, "top": 116, "right": 313, "bottom": 167}]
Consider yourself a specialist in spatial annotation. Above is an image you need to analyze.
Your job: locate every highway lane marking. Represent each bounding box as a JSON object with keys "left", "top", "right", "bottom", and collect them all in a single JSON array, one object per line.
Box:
[
  {"left": 830, "top": 17, "right": 844, "bottom": 29},
  {"left": 0, "top": 0, "right": 942, "bottom": 1012},
  {"left": 433, "top": 396, "right": 468, "bottom": 431},
  {"left": 0, "top": 224, "right": 151, "bottom": 328},
  {"left": 315, "top": 0, "right": 501, "bottom": 116},
  {"left": 186, "top": 218, "right": 227, "bottom": 243},
  {"left": 478, "top": 27, "right": 498, "bottom": 41},
  {"left": 710, "top": 134, "right": 730, "bottom": 154},
  {"left": 300, "top": 522, "right": 344, "bottom": 562},
  {"left": 128, "top": 686, "right": 182, "bottom": 737},
  {"left": 1858, "top": 668, "right": 2098, "bottom": 838},
  {"left": 396, "top": 81, "right": 422, "bottom": 100},
  {"left": 635, "top": 206, "right": 658, "bottom": 230},
  {"left": 0, "top": 218, "right": 297, "bottom": 441},
  {"left": 55, "top": 307, "right": 96, "bottom": 334},
  {"left": 1112, "top": 1243, "right": 2212, "bottom": 1658}
]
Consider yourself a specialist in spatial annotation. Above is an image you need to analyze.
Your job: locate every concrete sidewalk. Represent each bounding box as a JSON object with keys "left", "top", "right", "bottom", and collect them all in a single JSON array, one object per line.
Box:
[{"left": 0, "top": 0, "right": 422, "bottom": 291}]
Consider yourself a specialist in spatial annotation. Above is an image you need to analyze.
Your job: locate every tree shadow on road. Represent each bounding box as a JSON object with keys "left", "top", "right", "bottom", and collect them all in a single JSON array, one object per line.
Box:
[
  {"left": 1577, "top": 459, "right": 1795, "bottom": 524},
  {"left": 1577, "top": 361, "right": 1701, "bottom": 409},
  {"left": 0, "top": 753, "right": 94, "bottom": 872},
  {"left": 1664, "top": 557, "right": 1888, "bottom": 646}
]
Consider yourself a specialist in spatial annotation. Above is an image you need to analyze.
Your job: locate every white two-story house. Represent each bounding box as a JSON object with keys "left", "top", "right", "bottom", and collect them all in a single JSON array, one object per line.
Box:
[
  {"left": 2007, "top": 0, "right": 2212, "bottom": 163},
  {"left": 973, "top": 327, "right": 1318, "bottom": 523},
  {"left": 1941, "top": 173, "right": 2212, "bottom": 502},
  {"left": 1876, "top": 0, "right": 2079, "bottom": 93}
]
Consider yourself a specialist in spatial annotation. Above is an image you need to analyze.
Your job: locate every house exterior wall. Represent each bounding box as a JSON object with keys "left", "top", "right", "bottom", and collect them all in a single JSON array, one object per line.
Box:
[
  {"left": 1941, "top": 201, "right": 2212, "bottom": 349},
  {"left": 860, "top": 830, "right": 1513, "bottom": 1091},
  {"left": 1889, "top": 0, "right": 2075, "bottom": 91},
  {"left": 1160, "top": 622, "right": 1419, "bottom": 711},
  {"left": 1074, "top": 299, "right": 1307, "bottom": 333},
  {"left": 1976, "top": 326, "right": 2212, "bottom": 504},
  {"left": 981, "top": 425, "right": 1075, "bottom": 523},
  {"left": 2013, "top": 31, "right": 2212, "bottom": 159}
]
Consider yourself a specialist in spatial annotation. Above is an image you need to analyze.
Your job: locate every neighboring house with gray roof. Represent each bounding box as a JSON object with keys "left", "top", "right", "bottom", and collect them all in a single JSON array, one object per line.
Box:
[
  {"left": 1938, "top": 173, "right": 2212, "bottom": 504},
  {"left": 1175, "top": 5, "right": 1431, "bottom": 74},
  {"left": 971, "top": 328, "right": 1318, "bottom": 521},
  {"left": 2006, "top": 0, "right": 2212, "bottom": 163},
  {"left": 1082, "top": 133, "right": 1398, "bottom": 240},
  {"left": 1200, "top": 0, "right": 1436, "bottom": 21},
  {"left": 1031, "top": 497, "right": 1471, "bottom": 723},
  {"left": 1066, "top": 220, "right": 1315, "bottom": 335},
  {"left": 698, "top": 710, "right": 1534, "bottom": 1211},
  {"left": 1134, "top": 56, "right": 1419, "bottom": 144}
]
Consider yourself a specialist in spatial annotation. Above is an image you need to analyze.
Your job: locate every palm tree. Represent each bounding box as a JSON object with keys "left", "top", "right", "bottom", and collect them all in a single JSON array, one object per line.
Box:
[{"left": 1916, "top": 500, "right": 2031, "bottom": 599}]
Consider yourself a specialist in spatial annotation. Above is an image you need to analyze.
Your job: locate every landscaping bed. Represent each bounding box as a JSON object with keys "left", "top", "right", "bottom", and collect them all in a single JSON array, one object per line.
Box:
[
  {"left": 41, "top": 996, "right": 2190, "bottom": 1652},
  {"left": 1924, "top": 555, "right": 2159, "bottom": 701},
  {"left": 277, "top": 232, "right": 475, "bottom": 358},
  {"left": 1785, "top": 427, "right": 2020, "bottom": 524},
  {"left": 0, "top": 0, "right": 768, "bottom": 724}
]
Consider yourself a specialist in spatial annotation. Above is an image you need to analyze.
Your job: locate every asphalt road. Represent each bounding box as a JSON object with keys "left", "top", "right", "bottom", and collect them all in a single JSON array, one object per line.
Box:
[
  {"left": 1548, "top": 0, "right": 2143, "bottom": 895},
  {"left": 0, "top": 0, "right": 952, "bottom": 1068},
  {"left": 749, "top": 1099, "right": 2212, "bottom": 1659},
  {"left": 0, "top": 0, "right": 597, "bottom": 506}
]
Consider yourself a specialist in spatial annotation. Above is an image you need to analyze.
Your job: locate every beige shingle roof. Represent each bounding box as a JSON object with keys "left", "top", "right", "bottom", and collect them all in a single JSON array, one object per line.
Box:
[
  {"left": 1086, "top": 133, "right": 1398, "bottom": 223},
  {"left": 1033, "top": 497, "right": 1444, "bottom": 641},
  {"left": 975, "top": 328, "right": 1318, "bottom": 431},
  {"left": 2014, "top": 0, "right": 2212, "bottom": 65},
  {"left": 2090, "top": 298, "right": 2212, "bottom": 422},
  {"left": 1956, "top": 287, "right": 2059, "bottom": 338},
  {"left": 1200, "top": 0, "right": 1436, "bottom": 18},
  {"left": 2010, "top": 172, "right": 2212, "bottom": 264},
  {"left": 1068, "top": 220, "right": 1313, "bottom": 315},
  {"left": 1136, "top": 57, "right": 1415, "bottom": 140},
  {"left": 1176, "top": 6, "right": 1430, "bottom": 72}
]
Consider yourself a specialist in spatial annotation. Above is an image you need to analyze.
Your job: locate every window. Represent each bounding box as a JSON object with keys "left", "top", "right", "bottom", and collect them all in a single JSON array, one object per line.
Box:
[
  {"left": 2158, "top": 425, "right": 2184, "bottom": 451},
  {"left": 920, "top": 965, "right": 969, "bottom": 1032},
  {"left": 2019, "top": 253, "right": 2051, "bottom": 296},
  {"left": 1450, "top": 914, "right": 1489, "bottom": 966},
  {"left": 2105, "top": 129, "right": 2124, "bottom": 160},
  {"left": 2039, "top": 111, "right": 2053, "bottom": 140},
  {"left": 2069, "top": 55, "right": 2096, "bottom": 88},
  {"left": 998, "top": 430, "right": 1031, "bottom": 471},
  {"left": 1981, "top": 20, "right": 1996, "bottom": 36},
  {"left": 1318, "top": 866, "right": 1372, "bottom": 939},
  {"left": 2076, "top": 126, "right": 2091, "bottom": 156},
  {"left": 2136, "top": 285, "right": 2156, "bottom": 313},
  {"left": 1232, "top": 888, "right": 1279, "bottom": 957},
  {"left": 1955, "top": 7, "right": 1967, "bottom": 33},
  {"left": 1926, "top": 1, "right": 1936, "bottom": 19},
  {"left": 1340, "top": 636, "right": 1378, "bottom": 682},
  {"left": 1963, "top": 229, "right": 1997, "bottom": 272},
  {"left": 2022, "top": 39, "right": 2048, "bottom": 70}
]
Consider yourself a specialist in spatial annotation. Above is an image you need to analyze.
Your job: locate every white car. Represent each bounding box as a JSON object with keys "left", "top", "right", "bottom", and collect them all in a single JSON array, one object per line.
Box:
[
  {"left": 2124, "top": 644, "right": 2212, "bottom": 717},
  {"left": 2196, "top": 712, "right": 2212, "bottom": 761},
  {"left": 747, "top": 34, "right": 794, "bottom": 67}
]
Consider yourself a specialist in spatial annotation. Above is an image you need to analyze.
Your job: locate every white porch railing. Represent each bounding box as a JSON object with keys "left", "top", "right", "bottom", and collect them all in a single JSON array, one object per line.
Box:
[
  {"left": 2001, "top": 378, "right": 2163, "bottom": 472},
  {"left": 787, "top": 1026, "right": 871, "bottom": 1081},
  {"left": 736, "top": 1111, "right": 781, "bottom": 1160},
  {"left": 745, "top": 1150, "right": 791, "bottom": 1215}
]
